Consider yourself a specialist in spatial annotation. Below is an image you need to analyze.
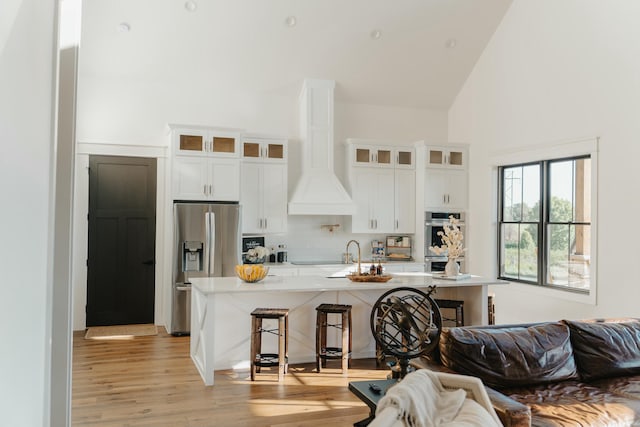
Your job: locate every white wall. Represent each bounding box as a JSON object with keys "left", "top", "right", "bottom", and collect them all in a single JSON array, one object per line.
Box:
[
  {"left": 0, "top": 0, "right": 57, "bottom": 424},
  {"left": 449, "top": 0, "right": 640, "bottom": 323}
]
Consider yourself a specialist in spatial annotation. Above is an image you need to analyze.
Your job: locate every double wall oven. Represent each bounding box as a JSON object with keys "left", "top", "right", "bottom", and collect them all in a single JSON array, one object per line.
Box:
[{"left": 424, "top": 211, "right": 466, "bottom": 274}]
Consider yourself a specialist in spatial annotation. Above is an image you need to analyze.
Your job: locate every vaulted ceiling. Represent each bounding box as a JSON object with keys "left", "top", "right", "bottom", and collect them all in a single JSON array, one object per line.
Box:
[{"left": 80, "top": 0, "right": 512, "bottom": 110}]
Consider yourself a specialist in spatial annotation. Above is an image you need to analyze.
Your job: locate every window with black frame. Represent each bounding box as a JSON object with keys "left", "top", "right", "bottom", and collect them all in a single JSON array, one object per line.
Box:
[{"left": 498, "top": 156, "right": 591, "bottom": 292}]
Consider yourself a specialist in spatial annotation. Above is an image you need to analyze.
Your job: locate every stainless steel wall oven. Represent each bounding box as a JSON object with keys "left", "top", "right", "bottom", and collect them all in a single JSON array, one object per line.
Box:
[{"left": 424, "top": 211, "right": 466, "bottom": 273}]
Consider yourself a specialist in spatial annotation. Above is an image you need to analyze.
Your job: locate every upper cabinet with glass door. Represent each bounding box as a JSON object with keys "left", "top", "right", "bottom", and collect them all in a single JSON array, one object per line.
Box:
[
  {"left": 426, "top": 145, "right": 467, "bottom": 169},
  {"left": 241, "top": 136, "right": 287, "bottom": 163},
  {"left": 172, "top": 126, "right": 240, "bottom": 158},
  {"left": 349, "top": 141, "right": 415, "bottom": 169}
]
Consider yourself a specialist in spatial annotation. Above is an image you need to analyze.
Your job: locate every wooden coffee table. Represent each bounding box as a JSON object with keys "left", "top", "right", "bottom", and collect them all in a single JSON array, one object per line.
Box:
[{"left": 348, "top": 379, "right": 398, "bottom": 426}]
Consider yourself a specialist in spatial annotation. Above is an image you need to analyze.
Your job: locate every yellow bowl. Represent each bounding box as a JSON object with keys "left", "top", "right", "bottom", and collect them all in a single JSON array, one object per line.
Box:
[{"left": 235, "top": 264, "right": 269, "bottom": 283}]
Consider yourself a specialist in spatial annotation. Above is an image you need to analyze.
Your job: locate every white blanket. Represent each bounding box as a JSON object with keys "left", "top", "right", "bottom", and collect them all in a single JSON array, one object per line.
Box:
[{"left": 372, "top": 369, "right": 502, "bottom": 427}]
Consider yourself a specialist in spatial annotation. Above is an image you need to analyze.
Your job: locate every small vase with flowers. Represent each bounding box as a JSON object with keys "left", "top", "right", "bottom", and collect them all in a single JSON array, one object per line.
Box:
[{"left": 428, "top": 215, "right": 465, "bottom": 277}]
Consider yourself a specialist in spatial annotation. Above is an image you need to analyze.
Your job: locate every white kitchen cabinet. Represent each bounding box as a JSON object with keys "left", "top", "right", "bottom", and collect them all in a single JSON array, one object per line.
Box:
[
  {"left": 394, "top": 169, "right": 416, "bottom": 233},
  {"left": 394, "top": 148, "right": 415, "bottom": 169},
  {"left": 350, "top": 143, "right": 415, "bottom": 169},
  {"left": 242, "top": 136, "right": 287, "bottom": 163},
  {"left": 170, "top": 125, "right": 242, "bottom": 201},
  {"left": 173, "top": 156, "right": 240, "bottom": 201},
  {"left": 240, "top": 136, "right": 288, "bottom": 234},
  {"left": 172, "top": 126, "right": 240, "bottom": 158},
  {"left": 240, "top": 162, "right": 287, "bottom": 234},
  {"left": 347, "top": 140, "right": 416, "bottom": 234},
  {"left": 424, "top": 169, "right": 468, "bottom": 210},
  {"left": 352, "top": 145, "right": 393, "bottom": 168},
  {"left": 426, "top": 146, "right": 467, "bottom": 169},
  {"left": 351, "top": 168, "right": 395, "bottom": 233}
]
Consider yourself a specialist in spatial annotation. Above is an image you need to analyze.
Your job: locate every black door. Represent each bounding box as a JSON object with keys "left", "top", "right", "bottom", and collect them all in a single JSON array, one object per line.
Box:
[{"left": 86, "top": 155, "right": 157, "bottom": 326}]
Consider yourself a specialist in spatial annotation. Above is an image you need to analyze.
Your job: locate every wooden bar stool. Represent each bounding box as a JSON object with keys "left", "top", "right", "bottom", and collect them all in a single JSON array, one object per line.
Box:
[
  {"left": 434, "top": 299, "right": 464, "bottom": 327},
  {"left": 250, "top": 308, "right": 289, "bottom": 381},
  {"left": 315, "top": 304, "right": 352, "bottom": 373}
]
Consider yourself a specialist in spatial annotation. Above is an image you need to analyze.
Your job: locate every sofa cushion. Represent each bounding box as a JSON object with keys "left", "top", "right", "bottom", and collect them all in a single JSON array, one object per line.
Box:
[
  {"left": 439, "top": 322, "right": 579, "bottom": 389},
  {"left": 503, "top": 380, "right": 640, "bottom": 426},
  {"left": 564, "top": 318, "right": 640, "bottom": 381},
  {"left": 591, "top": 373, "right": 640, "bottom": 401}
]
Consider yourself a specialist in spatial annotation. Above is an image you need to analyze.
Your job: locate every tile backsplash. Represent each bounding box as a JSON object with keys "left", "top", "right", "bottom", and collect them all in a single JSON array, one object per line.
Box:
[{"left": 247, "top": 215, "right": 412, "bottom": 262}]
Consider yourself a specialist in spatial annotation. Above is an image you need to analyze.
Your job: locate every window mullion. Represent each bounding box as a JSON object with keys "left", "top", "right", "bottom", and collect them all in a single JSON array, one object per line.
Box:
[{"left": 540, "top": 161, "right": 548, "bottom": 286}]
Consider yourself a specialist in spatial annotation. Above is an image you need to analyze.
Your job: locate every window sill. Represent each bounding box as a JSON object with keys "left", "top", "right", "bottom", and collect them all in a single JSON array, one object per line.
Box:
[{"left": 504, "top": 280, "right": 596, "bottom": 305}]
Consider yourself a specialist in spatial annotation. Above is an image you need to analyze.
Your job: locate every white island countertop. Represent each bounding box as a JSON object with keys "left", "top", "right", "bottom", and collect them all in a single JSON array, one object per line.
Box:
[
  {"left": 189, "top": 273, "right": 506, "bottom": 385},
  {"left": 190, "top": 273, "right": 504, "bottom": 294}
]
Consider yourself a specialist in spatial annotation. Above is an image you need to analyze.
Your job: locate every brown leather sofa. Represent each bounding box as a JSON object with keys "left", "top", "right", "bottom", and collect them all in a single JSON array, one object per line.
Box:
[{"left": 413, "top": 318, "right": 640, "bottom": 426}]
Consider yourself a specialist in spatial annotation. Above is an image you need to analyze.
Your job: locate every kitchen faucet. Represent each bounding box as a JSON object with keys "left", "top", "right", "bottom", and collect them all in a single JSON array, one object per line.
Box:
[{"left": 345, "top": 239, "right": 361, "bottom": 275}]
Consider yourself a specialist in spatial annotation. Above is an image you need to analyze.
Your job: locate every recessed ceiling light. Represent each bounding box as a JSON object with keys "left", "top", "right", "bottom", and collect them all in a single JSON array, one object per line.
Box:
[
  {"left": 117, "top": 22, "right": 131, "bottom": 33},
  {"left": 185, "top": 1, "right": 197, "bottom": 12},
  {"left": 370, "top": 29, "right": 382, "bottom": 40},
  {"left": 445, "top": 38, "right": 458, "bottom": 48},
  {"left": 285, "top": 15, "right": 297, "bottom": 27}
]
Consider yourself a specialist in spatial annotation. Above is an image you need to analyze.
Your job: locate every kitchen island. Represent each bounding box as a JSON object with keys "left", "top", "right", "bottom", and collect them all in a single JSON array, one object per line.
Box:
[{"left": 190, "top": 274, "right": 505, "bottom": 385}]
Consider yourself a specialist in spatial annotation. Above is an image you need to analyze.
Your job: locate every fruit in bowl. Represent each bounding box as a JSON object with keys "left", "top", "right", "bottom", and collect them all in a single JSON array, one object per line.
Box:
[{"left": 235, "top": 264, "right": 269, "bottom": 283}]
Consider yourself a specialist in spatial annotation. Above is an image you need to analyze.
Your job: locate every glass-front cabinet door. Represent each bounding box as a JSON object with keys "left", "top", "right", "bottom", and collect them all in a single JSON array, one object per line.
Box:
[
  {"left": 177, "top": 131, "right": 207, "bottom": 154},
  {"left": 395, "top": 148, "right": 415, "bottom": 169},
  {"left": 426, "top": 146, "right": 466, "bottom": 168},
  {"left": 173, "top": 127, "right": 240, "bottom": 158},
  {"left": 242, "top": 138, "right": 287, "bottom": 163},
  {"left": 211, "top": 136, "right": 237, "bottom": 155},
  {"left": 352, "top": 144, "right": 393, "bottom": 167}
]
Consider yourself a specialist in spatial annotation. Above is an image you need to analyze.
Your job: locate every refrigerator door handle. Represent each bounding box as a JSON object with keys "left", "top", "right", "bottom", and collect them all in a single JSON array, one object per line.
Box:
[{"left": 207, "top": 211, "right": 216, "bottom": 276}]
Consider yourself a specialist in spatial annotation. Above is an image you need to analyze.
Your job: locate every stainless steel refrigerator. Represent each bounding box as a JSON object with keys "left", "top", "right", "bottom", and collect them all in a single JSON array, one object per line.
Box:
[{"left": 171, "top": 202, "right": 241, "bottom": 335}]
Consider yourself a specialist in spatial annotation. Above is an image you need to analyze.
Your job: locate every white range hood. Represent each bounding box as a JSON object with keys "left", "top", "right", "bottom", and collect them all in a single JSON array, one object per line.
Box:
[{"left": 288, "top": 79, "right": 355, "bottom": 215}]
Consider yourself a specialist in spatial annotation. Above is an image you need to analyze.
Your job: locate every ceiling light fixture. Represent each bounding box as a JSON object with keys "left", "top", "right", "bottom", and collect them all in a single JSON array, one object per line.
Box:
[
  {"left": 117, "top": 22, "right": 131, "bottom": 33},
  {"left": 445, "top": 38, "right": 458, "bottom": 48},
  {"left": 370, "top": 29, "right": 382, "bottom": 40},
  {"left": 184, "top": 1, "right": 197, "bottom": 12},
  {"left": 285, "top": 15, "right": 297, "bottom": 27}
]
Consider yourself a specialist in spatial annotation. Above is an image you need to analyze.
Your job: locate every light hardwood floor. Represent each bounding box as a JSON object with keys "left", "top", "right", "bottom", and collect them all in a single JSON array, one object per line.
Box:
[{"left": 72, "top": 327, "right": 388, "bottom": 426}]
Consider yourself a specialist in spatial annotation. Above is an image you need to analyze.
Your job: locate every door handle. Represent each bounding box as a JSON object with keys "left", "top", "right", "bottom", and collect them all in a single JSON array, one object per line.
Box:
[{"left": 142, "top": 259, "right": 155, "bottom": 266}]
